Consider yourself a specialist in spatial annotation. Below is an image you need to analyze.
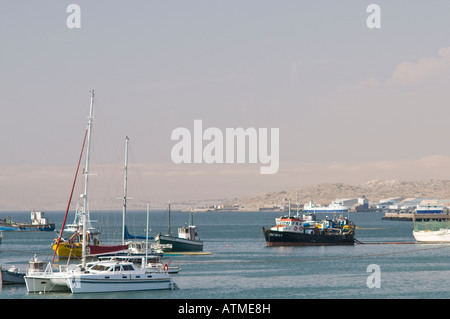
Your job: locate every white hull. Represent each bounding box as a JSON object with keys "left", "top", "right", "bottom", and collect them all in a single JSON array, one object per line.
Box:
[
  {"left": 413, "top": 229, "right": 450, "bottom": 242},
  {"left": 66, "top": 273, "right": 174, "bottom": 293},
  {"left": 24, "top": 274, "right": 70, "bottom": 293}
]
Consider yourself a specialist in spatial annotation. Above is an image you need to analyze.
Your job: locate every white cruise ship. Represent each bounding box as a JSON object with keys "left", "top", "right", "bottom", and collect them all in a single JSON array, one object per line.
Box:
[{"left": 303, "top": 200, "right": 350, "bottom": 213}]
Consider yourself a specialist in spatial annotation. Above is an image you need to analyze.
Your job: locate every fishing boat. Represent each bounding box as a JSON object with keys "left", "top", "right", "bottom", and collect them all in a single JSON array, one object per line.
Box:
[
  {"left": 0, "top": 212, "right": 55, "bottom": 231},
  {"left": 262, "top": 206, "right": 355, "bottom": 246},
  {"left": 25, "top": 91, "right": 176, "bottom": 294},
  {"left": 155, "top": 206, "right": 203, "bottom": 252}
]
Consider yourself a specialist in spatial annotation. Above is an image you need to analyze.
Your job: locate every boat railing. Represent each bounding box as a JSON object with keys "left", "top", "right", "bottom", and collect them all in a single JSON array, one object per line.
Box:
[
  {"left": 58, "top": 264, "right": 69, "bottom": 273},
  {"left": 414, "top": 220, "right": 450, "bottom": 232}
]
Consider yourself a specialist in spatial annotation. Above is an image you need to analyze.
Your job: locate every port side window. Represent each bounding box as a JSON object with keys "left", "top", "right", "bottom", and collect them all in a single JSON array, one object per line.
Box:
[{"left": 122, "top": 264, "right": 134, "bottom": 271}]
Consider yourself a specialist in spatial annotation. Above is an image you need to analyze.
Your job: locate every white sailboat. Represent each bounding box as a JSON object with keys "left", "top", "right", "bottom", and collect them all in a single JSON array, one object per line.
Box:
[
  {"left": 25, "top": 91, "right": 176, "bottom": 293},
  {"left": 25, "top": 90, "right": 98, "bottom": 294}
]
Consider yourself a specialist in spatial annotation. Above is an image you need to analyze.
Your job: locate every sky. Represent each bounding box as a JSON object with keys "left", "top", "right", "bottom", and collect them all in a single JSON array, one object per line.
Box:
[{"left": 1, "top": 1, "right": 450, "bottom": 210}]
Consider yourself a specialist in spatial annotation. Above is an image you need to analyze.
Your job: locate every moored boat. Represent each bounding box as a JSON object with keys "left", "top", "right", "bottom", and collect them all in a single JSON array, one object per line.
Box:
[
  {"left": 262, "top": 212, "right": 355, "bottom": 246},
  {"left": 1, "top": 265, "right": 25, "bottom": 285},
  {"left": 52, "top": 230, "right": 129, "bottom": 258},
  {"left": 24, "top": 255, "right": 70, "bottom": 293},
  {"left": 155, "top": 206, "right": 203, "bottom": 252},
  {"left": 413, "top": 214, "right": 450, "bottom": 242},
  {"left": 25, "top": 91, "right": 176, "bottom": 294},
  {"left": 65, "top": 257, "right": 175, "bottom": 293},
  {"left": 0, "top": 212, "right": 55, "bottom": 231}
]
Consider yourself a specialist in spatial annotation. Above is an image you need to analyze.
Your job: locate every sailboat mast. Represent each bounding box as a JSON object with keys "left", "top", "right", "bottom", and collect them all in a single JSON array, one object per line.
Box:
[
  {"left": 82, "top": 90, "right": 95, "bottom": 269},
  {"left": 168, "top": 201, "right": 172, "bottom": 237},
  {"left": 122, "top": 136, "right": 129, "bottom": 245},
  {"left": 145, "top": 202, "right": 150, "bottom": 265}
]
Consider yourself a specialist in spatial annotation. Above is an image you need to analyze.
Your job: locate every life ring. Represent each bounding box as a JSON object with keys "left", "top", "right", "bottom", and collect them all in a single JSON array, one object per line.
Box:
[
  {"left": 163, "top": 264, "right": 169, "bottom": 271},
  {"left": 294, "top": 226, "right": 297, "bottom": 231}
]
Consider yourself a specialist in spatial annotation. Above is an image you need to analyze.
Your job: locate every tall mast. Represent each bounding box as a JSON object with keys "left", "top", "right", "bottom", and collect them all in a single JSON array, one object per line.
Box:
[
  {"left": 122, "top": 136, "right": 129, "bottom": 245},
  {"left": 82, "top": 90, "right": 95, "bottom": 269},
  {"left": 145, "top": 202, "right": 150, "bottom": 265},
  {"left": 168, "top": 201, "right": 172, "bottom": 236}
]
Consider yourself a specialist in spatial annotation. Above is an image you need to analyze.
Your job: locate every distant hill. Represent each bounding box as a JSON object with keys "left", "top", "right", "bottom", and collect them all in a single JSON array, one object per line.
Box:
[{"left": 223, "top": 179, "right": 450, "bottom": 210}]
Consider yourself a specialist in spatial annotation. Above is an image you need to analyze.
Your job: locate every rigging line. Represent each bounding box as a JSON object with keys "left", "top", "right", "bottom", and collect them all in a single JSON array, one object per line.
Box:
[{"left": 51, "top": 128, "right": 88, "bottom": 264}]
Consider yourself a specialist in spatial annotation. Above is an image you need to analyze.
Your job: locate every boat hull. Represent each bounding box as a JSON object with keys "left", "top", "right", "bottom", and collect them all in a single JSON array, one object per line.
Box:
[
  {"left": 53, "top": 242, "right": 129, "bottom": 258},
  {"left": 24, "top": 275, "right": 70, "bottom": 293},
  {"left": 0, "top": 223, "right": 55, "bottom": 231},
  {"left": 156, "top": 234, "right": 203, "bottom": 252},
  {"left": 262, "top": 227, "right": 354, "bottom": 246},
  {"left": 1, "top": 269, "right": 25, "bottom": 284},
  {"left": 413, "top": 229, "right": 450, "bottom": 242},
  {"left": 66, "top": 273, "right": 174, "bottom": 293}
]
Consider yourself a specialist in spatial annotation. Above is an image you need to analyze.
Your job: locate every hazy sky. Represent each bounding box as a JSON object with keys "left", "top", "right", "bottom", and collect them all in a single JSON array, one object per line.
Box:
[{"left": 2, "top": 1, "right": 450, "bottom": 210}]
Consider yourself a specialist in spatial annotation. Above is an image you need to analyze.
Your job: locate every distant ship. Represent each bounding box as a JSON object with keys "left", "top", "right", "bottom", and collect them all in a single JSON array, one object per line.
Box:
[
  {"left": 415, "top": 204, "right": 444, "bottom": 214},
  {"left": 262, "top": 212, "right": 355, "bottom": 246},
  {"left": 0, "top": 212, "right": 55, "bottom": 231},
  {"left": 303, "top": 200, "right": 350, "bottom": 213}
]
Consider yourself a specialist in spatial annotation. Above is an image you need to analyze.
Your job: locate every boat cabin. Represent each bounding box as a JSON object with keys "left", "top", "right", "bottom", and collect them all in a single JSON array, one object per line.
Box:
[
  {"left": 178, "top": 225, "right": 200, "bottom": 241},
  {"left": 27, "top": 255, "right": 46, "bottom": 274}
]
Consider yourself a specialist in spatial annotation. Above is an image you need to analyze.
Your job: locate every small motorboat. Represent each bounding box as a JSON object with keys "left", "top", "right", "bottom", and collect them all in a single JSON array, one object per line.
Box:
[{"left": 1, "top": 265, "right": 26, "bottom": 285}]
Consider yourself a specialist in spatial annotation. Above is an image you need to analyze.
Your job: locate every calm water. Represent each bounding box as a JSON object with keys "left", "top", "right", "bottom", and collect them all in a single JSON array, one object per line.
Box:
[{"left": 1, "top": 210, "right": 450, "bottom": 300}]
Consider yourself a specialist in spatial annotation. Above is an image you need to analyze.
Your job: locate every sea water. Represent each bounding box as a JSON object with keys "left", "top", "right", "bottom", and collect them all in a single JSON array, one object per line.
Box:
[{"left": 1, "top": 210, "right": 450, "bottom": 300}]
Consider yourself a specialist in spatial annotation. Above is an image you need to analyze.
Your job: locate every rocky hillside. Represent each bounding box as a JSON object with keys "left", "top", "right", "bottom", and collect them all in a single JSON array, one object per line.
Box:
[{"left": 224, "top": 179, "right": 450, "bottom": 209}]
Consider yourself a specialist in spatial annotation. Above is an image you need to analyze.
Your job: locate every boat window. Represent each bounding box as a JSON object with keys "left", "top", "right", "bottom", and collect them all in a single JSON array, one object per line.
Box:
[
  {"left": 91, "top": 264, "right": 110, "bottom": 271},
  {"left": 122, "top": 264, "right": 134, "bottom": 271}
]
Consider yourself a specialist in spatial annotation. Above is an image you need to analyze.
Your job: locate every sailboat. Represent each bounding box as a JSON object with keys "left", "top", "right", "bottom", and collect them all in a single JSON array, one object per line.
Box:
[
  {"left": 51, "top": 132, "right": 128, "bottom": 259},
  {"left": 25, "top": 91, "right": 176, "bottom": 293},
  {"left": 104, "top": 136, "right": 164, "bottom": 259},
  {"left": 51, "top": 130, "right": 129, "bottom": 259},
  {"left": 155, "top": 205, "right": 203, "bottom": 252},
  {"left": 51, "top": 205, "right": 129, "bottom": 258}
]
